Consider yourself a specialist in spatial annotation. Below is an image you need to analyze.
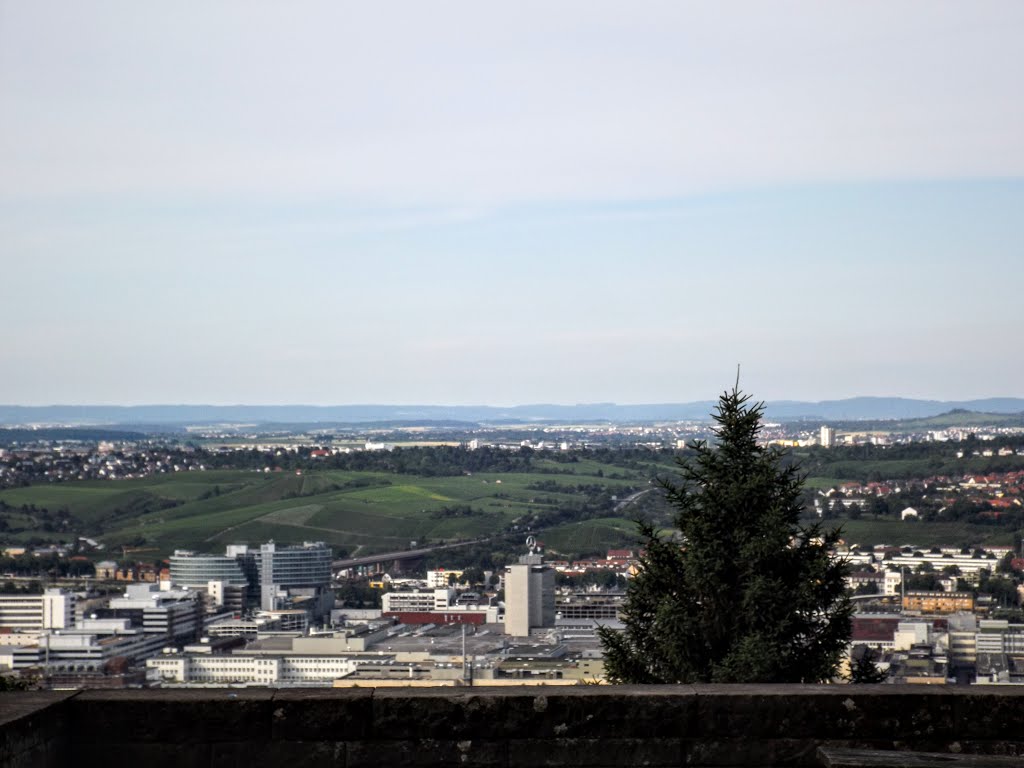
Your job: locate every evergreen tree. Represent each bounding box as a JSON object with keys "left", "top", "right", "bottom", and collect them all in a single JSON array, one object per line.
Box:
[
  {"left": 848, "top": 645, "right": 888, "bottom": 684},
  {"left": 599, "top": 386, "right": 851, "bottom": 683}
]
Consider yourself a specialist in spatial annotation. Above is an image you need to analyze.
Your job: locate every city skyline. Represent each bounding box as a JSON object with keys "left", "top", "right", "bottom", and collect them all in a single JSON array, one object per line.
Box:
[{"left": 3, "top": 3, "right": 1023, "bottom": 405}]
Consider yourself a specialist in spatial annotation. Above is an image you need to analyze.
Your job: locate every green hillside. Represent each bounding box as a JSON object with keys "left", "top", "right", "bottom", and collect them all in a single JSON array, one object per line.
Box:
[
  {"left": 823, "top": 517, "right": 1015, "bottom": 549},
  {"left": 5, "top": 443, "right": 1023, "bottom": 561},
  {"left": 0, "top": 461, "right": 667, "bottom": 558}
]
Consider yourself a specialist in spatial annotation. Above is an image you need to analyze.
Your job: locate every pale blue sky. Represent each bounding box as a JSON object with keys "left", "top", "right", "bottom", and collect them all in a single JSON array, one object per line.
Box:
[{"left": 2, "top": 2, "right": 1022, "bottom": 405}]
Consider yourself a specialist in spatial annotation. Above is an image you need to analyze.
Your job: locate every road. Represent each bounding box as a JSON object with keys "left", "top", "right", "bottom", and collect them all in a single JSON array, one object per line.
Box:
[
  {"left": 613, "top": 487, "right": 656, "bottom": 513},
  {"left": 332, "top": 539, "right": 487, "bottom": 571}
]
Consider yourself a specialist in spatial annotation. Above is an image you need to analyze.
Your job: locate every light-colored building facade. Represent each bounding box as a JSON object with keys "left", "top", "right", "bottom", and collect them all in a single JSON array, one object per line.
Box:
[
  {"left": 102, "top": 584, "right": 202, "bottom": 642},
  {"left": 504, "top": 555, "right": 555, "bottom": 637},
  {"left": 0, "top": 619, "right": 170, "bottom": 673},
  {"left": 147, "top": 631, "right": 394, "bottom": 685},
  {"left": 976, "top": 620, "right": 1024, "bottom": 655},
  {"left": 380, "top": 588, "right": 498, "bottom": 624},
  {"left": 147, "top": 653, "right": 360, "bottom": 685},
  {"left": 883, "top": 570, "right": 903, "bottom": 596},
  {"left": 169, "top": 550, "right": 252, "bottom": 587},
  {"left": 426, "top": 569, "right": 463, "bottom": 588},
  {"left": 0, "top": 589, "right": 75, "bottom": 633},
  {"left": 382, "top": 589, "right": 455, "bottom": 614}
]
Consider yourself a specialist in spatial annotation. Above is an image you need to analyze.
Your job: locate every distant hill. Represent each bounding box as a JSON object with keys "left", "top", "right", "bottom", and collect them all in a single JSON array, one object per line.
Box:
[
  {"left": 764, "top": 397, "right": 1024, "bottom": 421},
  {"left": 1, "top": 398, "right": 1023, "bottom": 427},
  {"left": 820, "top": 409, "right": 1024, "bottom": 432}
]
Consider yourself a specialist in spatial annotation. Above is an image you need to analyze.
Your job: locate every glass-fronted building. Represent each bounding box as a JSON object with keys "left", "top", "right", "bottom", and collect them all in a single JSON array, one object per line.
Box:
[
  {"left": 168, "top": 542, "right": 333, "bottom": 616},
  {"left": 256, "top": 541, "right": 332, "bottom": 587},
  {"left": 169, "top": 551, "right": 252, "bottom": 588},
  {"left": 257, "top": 542, "right": 333, "bottom": 612}
]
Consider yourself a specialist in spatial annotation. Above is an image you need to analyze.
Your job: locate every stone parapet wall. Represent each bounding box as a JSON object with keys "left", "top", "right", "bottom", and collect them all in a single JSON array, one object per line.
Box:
[{"left": 2, "top": 685, "right": 1023, "bottom": 767}]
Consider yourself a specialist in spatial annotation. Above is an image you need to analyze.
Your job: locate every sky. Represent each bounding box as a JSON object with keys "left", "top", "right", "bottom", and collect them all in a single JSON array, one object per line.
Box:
[{"left": 2, "top": 1, "right": 1023, "bottom": 406}]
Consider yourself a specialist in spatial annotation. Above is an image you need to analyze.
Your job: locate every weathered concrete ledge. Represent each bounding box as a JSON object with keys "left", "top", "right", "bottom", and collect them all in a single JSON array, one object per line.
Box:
[{"left": 2, "top": 685, "right": 1023, "bottom": 767}]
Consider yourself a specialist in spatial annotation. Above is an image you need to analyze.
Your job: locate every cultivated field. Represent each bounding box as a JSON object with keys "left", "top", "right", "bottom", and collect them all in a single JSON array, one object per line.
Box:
[
  {"left": 3, "top": 447, "right": 1020, "bottom": 559},
  {"left": 0, "top": 458, "right": 667, "bottom": 558},
  {"left": 824, "top": 517, "right": 1014, "bottom": 548}
]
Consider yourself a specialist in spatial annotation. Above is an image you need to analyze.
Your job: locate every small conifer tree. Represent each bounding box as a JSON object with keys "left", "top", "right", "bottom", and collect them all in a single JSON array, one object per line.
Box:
[
  {"left": 599, "top": 386, "right": 851, "bottom": 683},
  {"left": 848, "top": 645, "right": 888, "bottom": 684}
]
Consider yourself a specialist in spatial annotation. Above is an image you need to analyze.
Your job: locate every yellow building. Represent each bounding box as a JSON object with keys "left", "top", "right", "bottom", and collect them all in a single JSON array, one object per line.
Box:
[{"left": 902, "top": 591, "right": 974, "bottom": 614}]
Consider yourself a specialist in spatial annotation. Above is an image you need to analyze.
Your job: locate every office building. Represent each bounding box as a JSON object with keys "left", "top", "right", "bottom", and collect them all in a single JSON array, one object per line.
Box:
[
  {"left": 148, "top": 630, "right": 393, "bottom": 686},
  {"left": 98, "top": 584, "right": 202, "bottom": 643},
  {"left": 256, "top": 541, "right": 332, "bottom": 611},
  {"left": 426, "top": 569, "right": 463, "bottom": 588},
  {"left": 169, "top": 549, "right": 252, "bottom": 587},
  {"left": 147, "top": 651, "right": 360, "bottom": 686},
  {"left": 504, "top": 554, "right": 555, "bottom": 637},
  {"left": 169, "top": 548, "right": 256, "bottom": 611},
  {"left": 168, "top": 541, "right": 333, "bottom": 617},
  {"left": 381, "top": 588, "right": 498, "bottom": 625},
  {"left": 0, "top": 589, "right": 75, "bottom": 633},
  {"left": 0, "top": 616, "right": 174, "bottom": 673},
  {"left": 382, "top": 589, "right": 455, "bottom": 614}
]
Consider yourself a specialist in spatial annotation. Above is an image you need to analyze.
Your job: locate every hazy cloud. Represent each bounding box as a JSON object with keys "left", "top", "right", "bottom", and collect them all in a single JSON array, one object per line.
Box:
[
  {"left": 1, "top": 2, "right": 1022, "bottom": 404},
  {"left": 3, "top": 2, "right": 1023, "bottom": 206}
]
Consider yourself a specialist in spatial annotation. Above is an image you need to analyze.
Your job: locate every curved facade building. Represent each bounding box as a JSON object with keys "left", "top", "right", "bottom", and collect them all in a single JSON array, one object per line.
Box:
[
  {"left": 169, "top": 552, "right": 251, "bottom": 588},
  {"left": 168, "top": 542, "right": 333, "bottom": 616}
]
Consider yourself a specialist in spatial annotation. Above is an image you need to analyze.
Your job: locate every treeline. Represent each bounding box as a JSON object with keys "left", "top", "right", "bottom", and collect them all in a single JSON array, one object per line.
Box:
[
  {"left": 199, "top": 443, "right": 675, "bottom": 478},
  {"left": 429, "top": 504, "right": 489, "bottom": 520},
  {"left": 544, "top": 447, "right": 679, "bottom": 466},
  {"left": 0, "top": 553, "right": 95, "bottom": 579},
  {"left": 201, "top": 445, "right": 536, "bottom": 476},
  {"left": 3, "top": 444, "right": 678, "bottom": 490},
  {"left": 796, "top": 439, "right": 1024, "bottom": 483}
]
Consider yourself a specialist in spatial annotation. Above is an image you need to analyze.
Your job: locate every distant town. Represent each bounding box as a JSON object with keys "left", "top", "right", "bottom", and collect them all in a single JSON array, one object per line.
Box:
[{"left": 0, "top": 406, "right": 1023, "bottom": 690}]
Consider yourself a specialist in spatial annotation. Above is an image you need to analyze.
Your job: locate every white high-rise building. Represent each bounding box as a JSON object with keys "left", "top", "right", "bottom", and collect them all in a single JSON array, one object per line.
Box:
[
  {"left": 504, "top": 554, "right": 555, "bottom": 637},
  {"left": 0, "top": 589, "right": 75, "bottom": 633},
  {"left": 820, "top": 426, "right": 836, "bottom": 448}
]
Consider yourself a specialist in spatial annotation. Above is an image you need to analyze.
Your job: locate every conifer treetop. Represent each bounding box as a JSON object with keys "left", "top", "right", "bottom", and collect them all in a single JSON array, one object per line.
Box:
[{"left": 599, "top": 385, "right": 852, "bottom": 684}]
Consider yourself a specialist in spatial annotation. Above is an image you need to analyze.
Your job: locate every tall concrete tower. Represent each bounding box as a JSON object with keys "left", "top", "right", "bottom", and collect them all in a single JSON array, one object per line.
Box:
[
  {"left": 504, "top": 552, "right": 555, "bottom": 637},
  {"left": 820, "top": 425, "right": 836, "bottom": 448}
]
